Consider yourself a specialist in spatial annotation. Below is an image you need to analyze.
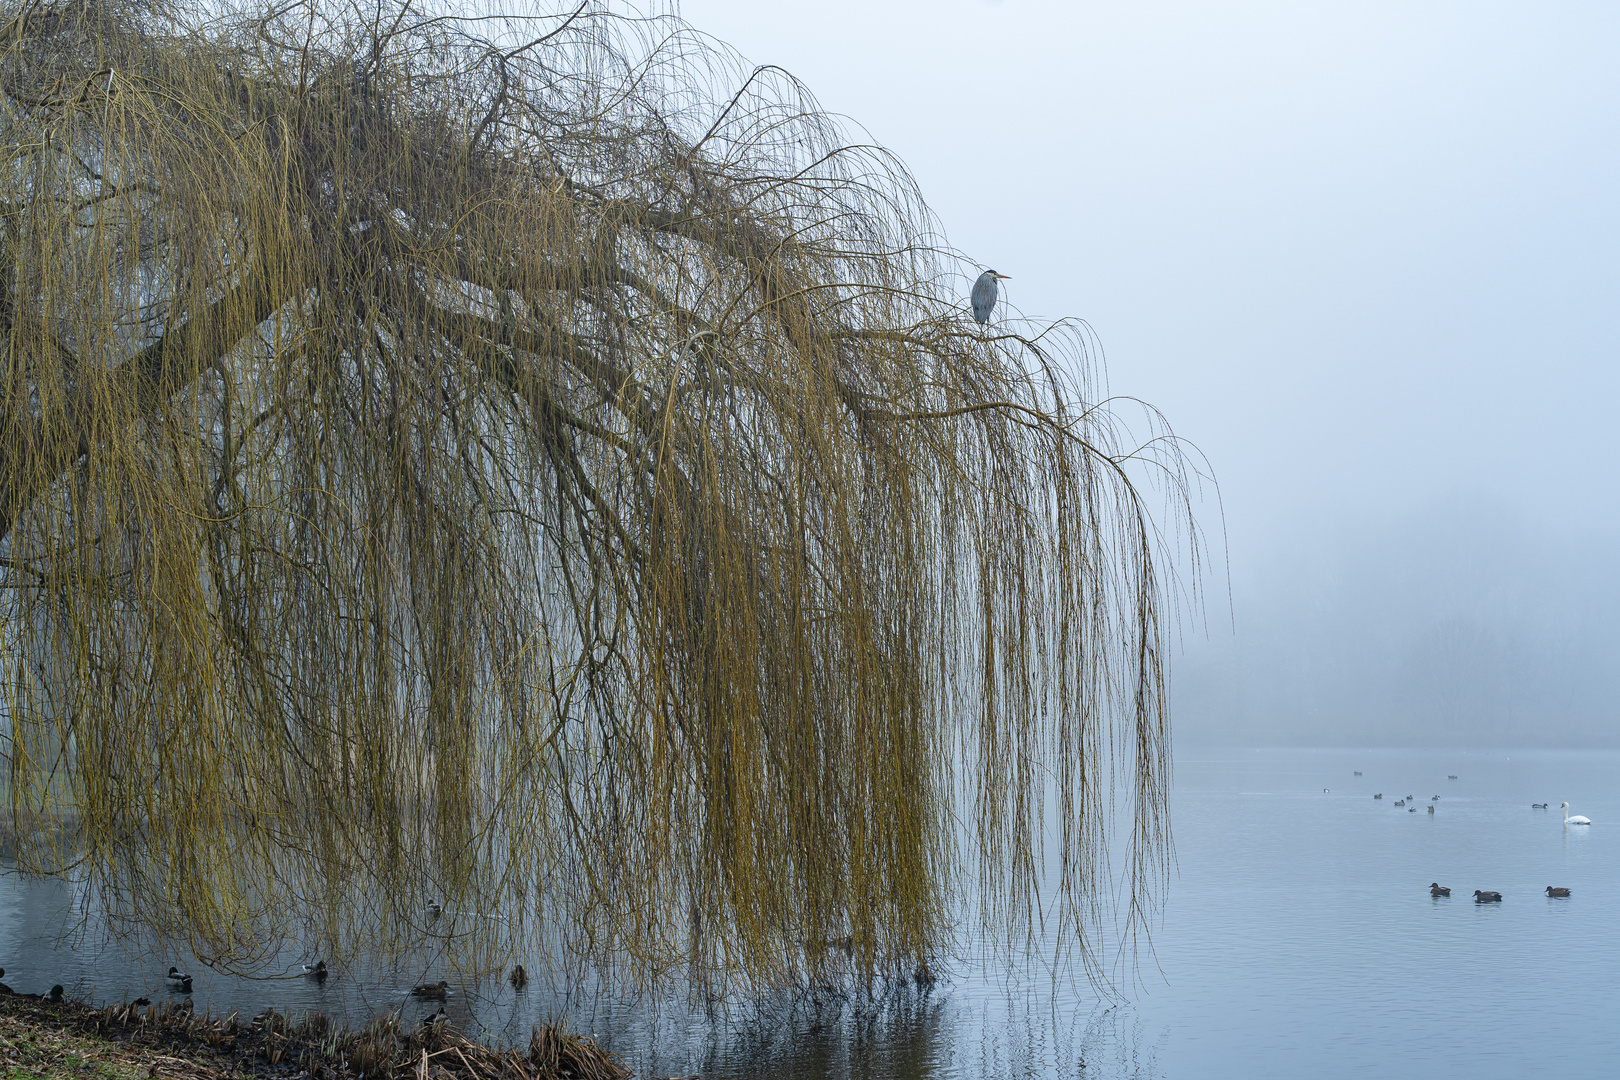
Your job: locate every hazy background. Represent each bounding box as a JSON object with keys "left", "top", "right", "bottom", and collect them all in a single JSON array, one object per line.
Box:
[{"left": 676, "top": 0, "right": 1620, "bottom": 747}]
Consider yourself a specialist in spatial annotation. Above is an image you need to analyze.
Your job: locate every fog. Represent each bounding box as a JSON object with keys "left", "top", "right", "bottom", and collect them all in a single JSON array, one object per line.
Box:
[{"left": 679, "top": 0, "right": 1620, "bottom": 746}]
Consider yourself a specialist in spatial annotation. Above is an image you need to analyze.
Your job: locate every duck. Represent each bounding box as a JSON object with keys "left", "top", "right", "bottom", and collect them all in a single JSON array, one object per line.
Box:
[
  {"left": 303, "top": 961, "right": 327, "bottom": 980},
  {"left": 1561, "top": 802, "right": 1591, "bottom": 826},
  {"left": 426, "top": 902, "right": 443, "bottom": 919},
  {"left": 1431, "top": 795, "right": 1440, "bottom": 801},
  {"left": 1373, "top": 793, "right": 1383, "bottom": 800},
  {"left": 1354, "top": 771, "right": 1363, "bottom": 777},
  {"left": 1405, "top": 795, "right": 1414, "bottom": 801},
  {"left": 1408, "top": 807, "right": 1417, "bottom": 813},
  {"left": 166, "top": 968, "right": 192, "bottom": 993},
  {"left": 1430, "top": 883, "right": 1451, "bottom": 897},
  {"left": 508, "top": 965, "right": 527, "bottom": 989},
  {"left": 1546, "top": 886, "right": 1571, "bottom": 898},
  {"left": 20, "top": 985, "right": 65, "bottom": 1002},
  {"left": 0, "top": 968, "right": 12, "bottom": 995},
  {"left": 410, "top": 980, "right": 449, "bottom": 1000},
  {"left": 420, "top": 1005, "right": 448, "bottom": 1029},
  {"left": 1427, "top": 805, "right": 1435, "bottom": 814},
  {"left": 1532, "top": 803, "right": 1549, "bottom": 809},
  {"left": 1473, "top": 890, "right": 1503, "bottom": 903},
  {"left": 1394, "top": 799, "right": 1405, "bottom": 806},
  {"left": 1448, "top": 775, "right": 1458, "bottom": 780},
  {"left": 166, "top": 967, "right": 191, "bottom": 983}
]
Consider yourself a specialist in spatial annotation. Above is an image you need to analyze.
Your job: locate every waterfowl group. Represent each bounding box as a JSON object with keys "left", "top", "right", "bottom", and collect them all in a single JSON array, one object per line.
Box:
[
  {"left": 1365, "top": 776, "right": 1587, "bottom": 910},
  {"left": 1358, "top": 768, "right": 1595, "bottom": 835},
  {"left": 411, "top": 980, "right": 449, "bottom": 1000},
  {"left": 1433, "top": 884, "right": 1575, "bottom": 902}
]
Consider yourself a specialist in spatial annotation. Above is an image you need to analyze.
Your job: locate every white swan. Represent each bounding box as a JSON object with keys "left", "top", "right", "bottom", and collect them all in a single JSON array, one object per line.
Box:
[{"left": 1561, "top": 801, "right": 1591, "bottom": 825}]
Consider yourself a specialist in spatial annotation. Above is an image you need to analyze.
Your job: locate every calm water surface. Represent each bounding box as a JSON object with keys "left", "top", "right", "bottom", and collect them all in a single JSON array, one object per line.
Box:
[{"left": 2, "top": 747, "right": 1616, "bottom": 1078}]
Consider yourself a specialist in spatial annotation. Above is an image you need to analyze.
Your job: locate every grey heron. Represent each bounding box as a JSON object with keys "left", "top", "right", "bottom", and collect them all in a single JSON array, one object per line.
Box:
[{"left": 970, "top": 269, "right": 1011, "bottom": 324}]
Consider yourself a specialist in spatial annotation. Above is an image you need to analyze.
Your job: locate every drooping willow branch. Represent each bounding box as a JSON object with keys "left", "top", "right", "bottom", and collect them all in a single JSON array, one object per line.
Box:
[{"left": 0, "top": 0, "right": 1206, "bottom": 994}]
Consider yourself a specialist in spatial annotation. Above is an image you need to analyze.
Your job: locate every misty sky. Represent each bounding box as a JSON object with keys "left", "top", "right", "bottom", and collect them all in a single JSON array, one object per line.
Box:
[{"left": 678, "top": 0, "right": 1620, "bottom": 746}]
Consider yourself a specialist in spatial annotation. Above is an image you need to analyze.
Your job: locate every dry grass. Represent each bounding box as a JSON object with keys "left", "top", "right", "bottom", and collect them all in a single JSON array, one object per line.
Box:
[
  {"left": 0, "top": 1008, "right": 149, "bottom": 1080},
  {"left": 0, "top": 0, "right": 1205, "bottom": 993}
]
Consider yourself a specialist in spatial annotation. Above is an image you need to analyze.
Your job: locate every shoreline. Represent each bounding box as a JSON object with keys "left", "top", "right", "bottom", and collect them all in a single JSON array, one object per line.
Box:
[{"left": 0, "top": 991, "right": 628, "bottom": 1080}]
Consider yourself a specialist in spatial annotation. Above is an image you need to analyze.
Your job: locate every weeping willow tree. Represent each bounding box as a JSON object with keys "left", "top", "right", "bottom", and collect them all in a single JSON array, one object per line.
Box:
[{"left": 0, "top": 0, "right": 1202, "bottom": 992}]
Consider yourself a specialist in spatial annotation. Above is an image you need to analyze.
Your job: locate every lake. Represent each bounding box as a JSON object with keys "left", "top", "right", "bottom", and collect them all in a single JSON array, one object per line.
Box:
[{"left": 2, "top": 746, "right": 1615, "bottom": 1078}]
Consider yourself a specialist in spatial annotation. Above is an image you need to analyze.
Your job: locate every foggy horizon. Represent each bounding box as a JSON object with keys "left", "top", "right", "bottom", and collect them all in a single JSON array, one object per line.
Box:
[{"left": 680, "top": 0, "right": 1620, "bottom": 748}]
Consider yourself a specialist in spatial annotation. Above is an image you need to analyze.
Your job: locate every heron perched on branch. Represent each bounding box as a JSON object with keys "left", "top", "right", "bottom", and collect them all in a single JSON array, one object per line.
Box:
[{"left": 971, "top": 269, "right": 1011, "bottom": 324}]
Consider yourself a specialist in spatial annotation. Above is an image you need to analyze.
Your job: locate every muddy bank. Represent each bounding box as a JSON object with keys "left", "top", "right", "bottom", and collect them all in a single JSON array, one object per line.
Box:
[{"left": 0, "top": 991, "right": 629, "bottom": 1080}]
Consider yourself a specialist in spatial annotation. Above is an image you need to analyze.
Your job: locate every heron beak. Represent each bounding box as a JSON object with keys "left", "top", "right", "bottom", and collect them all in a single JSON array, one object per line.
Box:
[{"left": 996, "top": 273, "right": 1012, "bottom": 279}]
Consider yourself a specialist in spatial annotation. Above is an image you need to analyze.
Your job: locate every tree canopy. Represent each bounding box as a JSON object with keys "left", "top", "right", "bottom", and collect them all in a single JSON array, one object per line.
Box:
[{"left": 0, "top": 0, "right": 1202, "bottom": 992}]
